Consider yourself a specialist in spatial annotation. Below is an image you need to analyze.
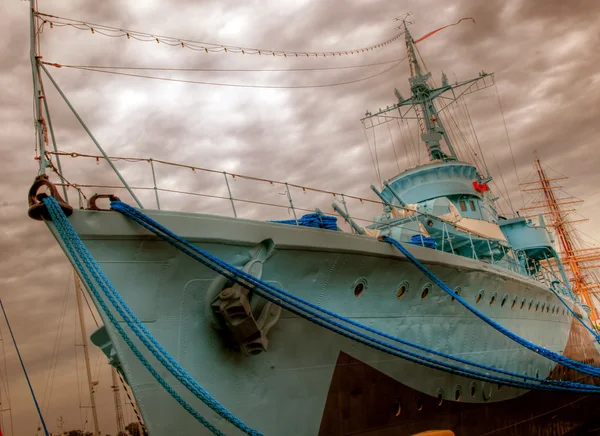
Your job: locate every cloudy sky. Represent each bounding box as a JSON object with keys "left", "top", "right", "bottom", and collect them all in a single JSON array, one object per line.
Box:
[{"left": 2, "top": 0, "right": 600, "bottom": 434}]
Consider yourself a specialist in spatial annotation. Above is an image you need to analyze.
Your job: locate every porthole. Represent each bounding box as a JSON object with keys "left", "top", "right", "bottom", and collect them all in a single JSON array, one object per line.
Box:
[
  {"left": 396, "top": 281, "right": 408, "bottom": 299},
  {"left": 489, "top": 291, "right": 497, "bottom": 306},
  {"left": 528, "top": 300, "right": 533, "bottom": 311},
  {"left": 454, "top": 385, "right": 462, "bottom": 401},
  {"left": 354, "top": 283, "right": 364, "bottom": 297},
  {"left": 394, "top": 402, "right": 401, "bottom": 417},
  {"left": 500, "top": 293, "right": 508, "bottom": 307},
  {"left": 470, "top": 382, "right": 476, "bottom": 398},
  {"left": 520, "top": 298, "right": 526, "bottom": 310},
  {"left": 482, "top": 382, "right": 493, "bottom": 401},
  {"left": 421, "top": 283, "right": 431, "bottom": 300},
  {"left": 511, "top": 296, "right": 518, "bottom": 309},
  {"left": 535, "top": 369, "right": 540, "bottom": 379},
  {"left": 416, "top": 396, "right": 424, "bottom": 411},
  {"left": 541, "top": 302, "right": 545, "bottom": 312},
  {"left": 427, "top": 219, "right": 434, "bottom": 227},
  {"left": 535, "top": 302, "right": 540, "bottom": 312},
  {"left": 436, "top": 389, "right": 444, "bottom": 406},
  {"left": 497, "top": 384, "right": 503, "bottom": 392},
  {"left": 353, "top": 278, "right": 368, "bottom": 297},
  {"left": 476, "top": 290, "right": 484, "bottom": 304},
  {"left": 546, "top": 305, "right": 550, "bottom": 313},
  {"left": 451, "top": 286, "right": 461, "bottom": 302}
]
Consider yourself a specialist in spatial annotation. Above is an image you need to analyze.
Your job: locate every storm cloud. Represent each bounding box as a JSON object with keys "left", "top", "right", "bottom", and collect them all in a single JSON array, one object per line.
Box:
[{"left": 2, "top": 0, "right": 600, "bottom": 434}]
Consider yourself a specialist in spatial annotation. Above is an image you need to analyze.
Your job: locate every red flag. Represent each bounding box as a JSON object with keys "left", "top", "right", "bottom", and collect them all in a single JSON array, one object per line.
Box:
[
  {"left": 414, "top": 18, "right": 475, "bottom": 44},
  {"left": 473, "top": 181, "right": 489, "bottom": 193}
]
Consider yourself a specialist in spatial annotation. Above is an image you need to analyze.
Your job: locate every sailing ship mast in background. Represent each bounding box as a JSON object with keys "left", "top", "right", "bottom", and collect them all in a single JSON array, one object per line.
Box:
[
  {"left": 521, "top": 155, "right": 600, "bottom": 323},
  {"left": 0, "top": 319, "right": 14, "bottom": 436},
  {"left": 74, "top": 273, "right": 101, "bottom": 436},
  {"left": 75, "top": 273, "right": 128, "bottom": 434},
  {"left": 111, "top": 366, "right": 126, "bottom": 434}
]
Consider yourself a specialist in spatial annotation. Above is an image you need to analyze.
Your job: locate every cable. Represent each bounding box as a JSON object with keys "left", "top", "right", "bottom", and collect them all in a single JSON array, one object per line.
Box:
[
  {"left": 0, "top": 300, "right": 50, "bottom": 436},
  {"left": 48, "top": 57, "right": 406, "bottom": 73},
  {"left": 495, "top": 84, "right": 526, "bottom": 211},
  {"left": 37, "top": 12, "right": 402, "bottom": 58},
  {"left": 0, "top": 324, "right": 15, "bottom": 436},
  {"left": 43, "top": 59, "right": 406, "bottom": 89}
]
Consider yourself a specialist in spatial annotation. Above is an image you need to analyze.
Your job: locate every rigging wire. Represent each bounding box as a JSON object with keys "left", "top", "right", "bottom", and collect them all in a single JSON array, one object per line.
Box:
[
  {"left": 362, "top": 127, "right": 382, "bottom": 187},
  {"left": 495, "top": 83, "right": 526, "bottom": 211},
  {"left": 460, "top": 94, "right": 490, "bottom": 176},
  {"left": 36, "top": 274, "right": 71, "bottom": 435},
  {"left": 405, "top": 118, "right": 420, "bottom": 166},
  {"left": 50, "top": 57, "right": 407, "bottom": 73},
  {"left": 372, "top": 126, "right": 382, "bottom": 184},
  {"left": 0, "top": 324, "right": 15, "bottom": 436},
  {"left": 0, "top": 300, "right": 50, "bottom": 436},
  {"left": 73, "top": 303, "right": 85, "bottom": 430},
  {"left": 493, "top": 153, "right": 516, "bottom": 215},
  {"left": 395, "top": 118, "right": 414, "bottom": 168},
  {"left": 386, "top": 122, "right": 402, "bottom": 173},
  {"left": 43, "top": 59, "right": 406, "bottom": 89},
  {"left": 81, "top": 289, "right": 100, "bottom": 328},
  {"left": 36, "top": 12, "right": 402, "bottom": 58}
]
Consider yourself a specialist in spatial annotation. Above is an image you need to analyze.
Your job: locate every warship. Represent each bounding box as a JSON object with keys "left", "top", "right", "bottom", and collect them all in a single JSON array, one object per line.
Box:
[{"left": 25, "top": 3, "right": 600, "bottom": 435}]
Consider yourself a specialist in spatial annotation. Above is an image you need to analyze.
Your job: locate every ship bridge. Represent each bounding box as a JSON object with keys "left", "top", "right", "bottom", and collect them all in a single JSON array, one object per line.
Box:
[
  {"left": 381, "top": 161, "right": 481, "bottom": 205},
  {"left": 380, "top": 160, "right": 498, "bottom": 224}
]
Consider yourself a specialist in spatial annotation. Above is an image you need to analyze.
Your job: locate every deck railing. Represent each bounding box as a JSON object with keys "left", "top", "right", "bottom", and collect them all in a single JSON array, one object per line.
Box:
[{"left": 45, "top": 150, "right": 565, "bottom": 289}]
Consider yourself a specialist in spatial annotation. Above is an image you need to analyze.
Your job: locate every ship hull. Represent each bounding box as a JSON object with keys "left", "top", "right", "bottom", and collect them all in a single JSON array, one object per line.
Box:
[{"left": 47, "top": 208, "right": 600, "bottom": 435}]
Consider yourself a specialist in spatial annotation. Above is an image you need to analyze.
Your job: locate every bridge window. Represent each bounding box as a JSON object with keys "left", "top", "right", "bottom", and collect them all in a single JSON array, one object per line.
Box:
[
  {"left": 459, "top": 200, "right": 467, "bottom": 212},
  {"left": 469, "top": 200, "right": 476, "bottom": 211}
]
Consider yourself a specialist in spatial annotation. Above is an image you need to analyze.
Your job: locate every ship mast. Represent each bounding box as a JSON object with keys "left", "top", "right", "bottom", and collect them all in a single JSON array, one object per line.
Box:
[
  {"left": 363, "top": 18, "right": 494, "bottom": 168},
  {"left": 400, "top": 19, "right": 456, "bottom": 161},
  {"left": 522, "top": 156, "right": 599, "bottom": 322},
  {"left": 111, "top": 367, "right": 126, "bottom": 434},
  {"left": 74, "top": 273, "right": 101, "bottom": 436},
  {"left": 29, "top": 0, "right": 48, "bottom": 175}
]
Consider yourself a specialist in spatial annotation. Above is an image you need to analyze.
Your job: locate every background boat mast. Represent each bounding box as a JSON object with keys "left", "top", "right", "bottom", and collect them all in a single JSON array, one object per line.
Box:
[
  {"left": 521, "top": 153, "right": 600, "bottom": 324},
  {"left": 74, "top": 273, "right": 101, "bottom": 436}
]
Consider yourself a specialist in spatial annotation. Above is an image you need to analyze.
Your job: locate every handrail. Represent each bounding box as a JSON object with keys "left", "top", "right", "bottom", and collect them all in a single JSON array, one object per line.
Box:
[{"left": 47, "top": 150, "right": 548, "bottom": 286}]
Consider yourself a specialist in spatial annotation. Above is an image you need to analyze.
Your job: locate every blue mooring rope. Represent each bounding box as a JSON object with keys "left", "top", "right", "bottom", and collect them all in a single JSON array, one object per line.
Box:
[
  {"left": 43, "top": 197, "right": 262, "bottom": 436},
  {"left": 382, "top": 236, "right": 600, "bottom": 377},
  {"left": 39, "top": 195, "right": 600, "bottom": 436},
  {"left": 107, "top": 199, "right": 600, "bottom": 393},
  {"left": 547, "top": 280, "right": 600, "bottom": 342}
]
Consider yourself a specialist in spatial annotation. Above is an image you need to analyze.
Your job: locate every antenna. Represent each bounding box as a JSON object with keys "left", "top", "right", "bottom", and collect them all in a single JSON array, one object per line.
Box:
[{"left": 393, "top": 13, "right": 414, "bottom": 27}]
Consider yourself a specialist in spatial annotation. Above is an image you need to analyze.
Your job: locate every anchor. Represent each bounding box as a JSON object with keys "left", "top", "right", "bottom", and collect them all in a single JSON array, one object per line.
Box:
[{"left": 211, "top": 239, "right": 282, "bottom": 356}]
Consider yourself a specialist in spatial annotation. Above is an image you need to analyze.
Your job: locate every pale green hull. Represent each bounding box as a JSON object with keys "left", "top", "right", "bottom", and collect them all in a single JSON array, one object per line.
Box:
[{"left": 46, "top": 208, "right": 593, "bottom": 435}]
